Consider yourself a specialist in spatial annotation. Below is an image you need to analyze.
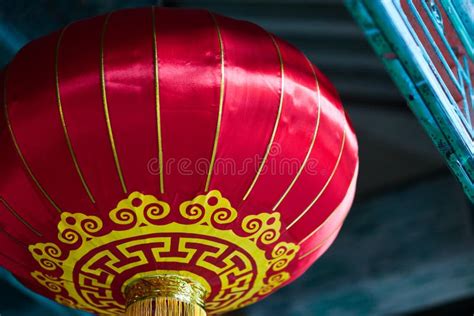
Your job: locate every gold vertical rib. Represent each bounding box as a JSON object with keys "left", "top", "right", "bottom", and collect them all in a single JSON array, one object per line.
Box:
[
  {"left": 205, "top": 12, "right": 225, "bottom": 192},
  {"left": 2, "top": 69, "right": 62, "bottom": 213},
  {"left": 152, "top": 7, "right": 164, "bottom": 194},
  {"left": 0, "top": 227, "right": 27, "bottom": 246},
  {"left": 0, "top": 251, "right": 30, "bottom": 268},
  {"left": 0, "top": 197, "right": 42, "bottom": 237},
  {"left": 286, "top": 126, "right": 347, "bottom": 231},
  {"left": 297, "top": 162, "right": 358, "bottom": 246},
  {"left": 55, "top": 26, "right": 96, "bottom": 204},
  {"left": 242, "top": 34, "right": 285, "bottom": 201},
  {"left": 100, "top": 13, "right": 128, "bottom": 194},
  {"left": 298, "top": 223, "right": 343, "bottom": 260},
  {"left": 297, "top": 210, "right": 340, "bottom": 246},
  {"left": 272, "top": 59, "right": 321, "bottom": 211}
]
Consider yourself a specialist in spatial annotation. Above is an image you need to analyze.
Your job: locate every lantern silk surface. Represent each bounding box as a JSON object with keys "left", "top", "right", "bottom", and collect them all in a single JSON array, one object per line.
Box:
[{"left": 0, "top": 7, "right": 358, "bottom": 315}]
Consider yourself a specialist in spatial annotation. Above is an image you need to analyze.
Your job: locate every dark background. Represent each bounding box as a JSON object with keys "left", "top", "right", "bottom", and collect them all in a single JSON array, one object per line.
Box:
[{"left": 0, "top": 1, "right": 473, "bottom": 315}]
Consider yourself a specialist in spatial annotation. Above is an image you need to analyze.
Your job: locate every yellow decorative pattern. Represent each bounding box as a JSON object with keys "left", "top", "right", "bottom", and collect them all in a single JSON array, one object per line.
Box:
[
  {"left": 242, "top": 212, "right": 281, "bottom": 245},
  {"left": 258, "top": 272, "right": 290, "bottom": 295},
  {"left": 31, "top": 271, "right": 64, "bottom": 293},
  {"left": 268, "top": 242, "right": 299, "bottom": 271},
  {"left": 179, "top": 190, "right": 237, "bottom": 226},
  {"left": 28, "top": 190, "right": 299, "bottom": 315}
]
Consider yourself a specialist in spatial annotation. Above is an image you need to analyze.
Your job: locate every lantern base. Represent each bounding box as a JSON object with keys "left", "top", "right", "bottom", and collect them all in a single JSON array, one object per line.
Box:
[{"left": 124, "top": 275, "right": 207, "bottom": 316}]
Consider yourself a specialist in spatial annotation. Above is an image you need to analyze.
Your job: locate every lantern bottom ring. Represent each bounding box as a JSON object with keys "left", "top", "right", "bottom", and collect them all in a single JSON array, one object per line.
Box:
[{"left": 124, "top": 274, "right": 207, "bottom": 316}]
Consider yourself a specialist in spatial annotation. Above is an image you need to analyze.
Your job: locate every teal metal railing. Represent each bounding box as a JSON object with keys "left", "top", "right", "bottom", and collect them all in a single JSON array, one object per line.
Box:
[
  {"left": 345, "top": 0, "right": 474, "bottom": 201},
  {"left": 408, "top": 0, "right": 473, "bottom": 134}
]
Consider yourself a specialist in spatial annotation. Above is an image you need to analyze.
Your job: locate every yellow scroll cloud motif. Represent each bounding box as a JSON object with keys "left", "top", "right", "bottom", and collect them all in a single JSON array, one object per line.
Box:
[{"left": 28, "top": 190, "right": 299, "bottom": 315}]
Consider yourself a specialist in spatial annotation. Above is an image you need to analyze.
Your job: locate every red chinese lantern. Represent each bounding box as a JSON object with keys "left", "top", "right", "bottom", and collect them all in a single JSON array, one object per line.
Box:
[{"left": 0, "top": 7, "right": 358, "bottom": 316}]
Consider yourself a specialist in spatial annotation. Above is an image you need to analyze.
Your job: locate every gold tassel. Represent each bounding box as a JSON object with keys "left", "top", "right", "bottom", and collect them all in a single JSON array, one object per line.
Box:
[
  {"left": 125, "top": 297, "right": 206, "bottom": 316},
  {"left": 124, "top": 275, "right": 207, "bottom": 316}
]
